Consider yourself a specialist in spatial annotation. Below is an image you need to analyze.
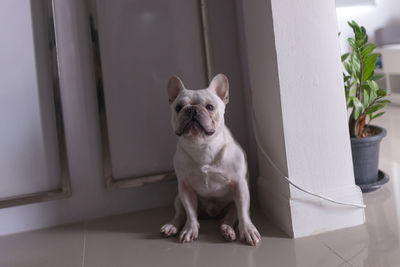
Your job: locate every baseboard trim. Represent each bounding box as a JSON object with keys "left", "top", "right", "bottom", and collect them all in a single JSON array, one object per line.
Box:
[{"left": 258, "top": 175, "right": 366, "bottom": 238}]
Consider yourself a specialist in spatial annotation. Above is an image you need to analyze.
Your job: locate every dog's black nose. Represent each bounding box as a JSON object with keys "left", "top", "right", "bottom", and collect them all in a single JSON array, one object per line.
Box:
[{"left": 185, "top": 107, "right": 198, "bottom": 117}]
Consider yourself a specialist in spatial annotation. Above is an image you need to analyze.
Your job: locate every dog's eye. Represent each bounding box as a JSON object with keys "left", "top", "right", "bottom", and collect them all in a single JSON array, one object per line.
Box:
[
  {"left": 206, "top": 104, "right": 214, "bottom": 111},
  {"left": 175, "top": 104, "right": 182, "bottom": 113}
]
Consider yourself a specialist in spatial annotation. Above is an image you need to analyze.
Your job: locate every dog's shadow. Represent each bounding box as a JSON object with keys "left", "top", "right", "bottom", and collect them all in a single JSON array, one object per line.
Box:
[{"left": 86, "top": 207, "right": 287, "bottom": 244}]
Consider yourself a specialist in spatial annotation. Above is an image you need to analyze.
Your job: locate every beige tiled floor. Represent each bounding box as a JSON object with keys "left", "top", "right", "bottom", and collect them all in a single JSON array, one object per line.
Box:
[
  {"left": 315, "top": 105, "right": 400, "bottom": 267},
  {"left": 0, "top": 208, "right": 350, "bottom": 267},
  {"left": 1, "top": 106, "right": 400, "bottom": 267}
]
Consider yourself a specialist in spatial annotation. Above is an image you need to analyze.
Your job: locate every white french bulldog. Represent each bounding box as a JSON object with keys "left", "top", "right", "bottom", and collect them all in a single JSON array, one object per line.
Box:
[{"left": 160, "top": 74, "right": 261, "bottom": 246}]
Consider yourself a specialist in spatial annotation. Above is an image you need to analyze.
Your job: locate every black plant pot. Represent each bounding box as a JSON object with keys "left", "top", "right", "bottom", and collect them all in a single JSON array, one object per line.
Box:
[{"left": 350, "top": 125, "right": 388, "bottom": 193}]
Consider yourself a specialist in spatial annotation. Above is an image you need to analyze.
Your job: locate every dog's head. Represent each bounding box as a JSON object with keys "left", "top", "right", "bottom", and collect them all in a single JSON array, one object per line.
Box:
[{"left": 167, "top": 74, "right": 229, "bottom": 141}]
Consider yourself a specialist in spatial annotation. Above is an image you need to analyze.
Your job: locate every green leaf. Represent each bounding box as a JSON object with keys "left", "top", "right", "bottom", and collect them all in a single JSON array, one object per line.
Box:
[
  {"left": 352, "top": 97, "right": 363, "bottom": 120},
  {"left": 345, "top": 91, "right": 350, "bottom": 107},
  {"left": 361, "top": 26, "right": 368, "bottom": 43},
  {"left": 377, "top": 89, "right": 387, "bottom": 97},
  {"left": 369, "top": 89, "right": 377, "bottom": 104},
  {"left": 366, "top": 80, "right": 379, "bottom": 91},
  {"left": 349, "top": 84, "right": 358, "bottom": 96},
  {"left": 363, "top": 66, "right": 375, "bottom": 81},
  {"left": 368, "top": 113, "right": 373, "bottom": 120},
  {"left": 350, "top": 52, "right": 361, "bottom": 78},
  {"left": 361, "top": 44, "right": 376, "bottom": 59},
  {"left": 350, "top": 51, "right": 359, "bottom": 65},
  {"left": 372, "top": 112, "right": 385, "bottom": 120},
  {"left": 356, "top": 39, "right": 364, "bottom": 47},
  {"left": 365, "top": 104, "right": 385, "bottom": 115},
  {"left": 344, "top": 63, "right": 351, "bottom": 75},
  {"left": 341, "top": 53, "right": 349, "bottom": 62},
  {"left": 348, "top": 38, "right": 356, "bottom": 49},
  {"left": 363, "top": 89, "right": 369, "bottom": 107},
  {"left": 352, "top": 72, "right": 360, "bottom": 85},
  {"left": 363, "top": 54, "right": 379, "bottom": 81},
  {"left": 361, "top": 83, "right": 371, "bottom": 90},
  {"left": 348, "top": 21, "right": 363, "bottom": 42},
  {"left": 376, "top": 99, "right": 391, "bottom": 104},
  {"left": 348, "top": 20, "right": 358, "bottom": 29},
  {"left": 370, "top": 73, "right": 385, "bottom": 81}
]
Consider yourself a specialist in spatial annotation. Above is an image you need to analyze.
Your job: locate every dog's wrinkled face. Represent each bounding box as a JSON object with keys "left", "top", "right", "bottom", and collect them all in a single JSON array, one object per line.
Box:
[{"left": 167, "top": 74, "right": 229, "bottom": 140}]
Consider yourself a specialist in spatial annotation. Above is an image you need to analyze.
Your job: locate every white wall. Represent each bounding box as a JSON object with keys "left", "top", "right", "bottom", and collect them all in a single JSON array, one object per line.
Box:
[
  {"left": 240, "top": 0, "right": 291, "bottom": 233},
  {"left": 274, "top": 0, "right": 356, "bottom": 197},
  {"left": 242, "top": 0, "right": 365, "bottom": 238}
]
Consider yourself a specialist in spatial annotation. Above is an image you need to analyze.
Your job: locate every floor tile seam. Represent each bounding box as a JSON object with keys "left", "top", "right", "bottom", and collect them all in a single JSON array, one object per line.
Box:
[
  {"left": 81, "top": 221, "right": 88, "bottom": 267},
  {"left": 314, "top": 236, "right": 353, "bottom": 266}
]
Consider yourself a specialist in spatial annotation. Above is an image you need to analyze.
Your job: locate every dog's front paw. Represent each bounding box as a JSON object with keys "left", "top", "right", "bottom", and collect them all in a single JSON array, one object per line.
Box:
[
  {"left": 220, "top": 224, "right": 236, "bottom": 241},
  {"left": 160, "top": 223, "right": 178, "bottom": 237},
  {"left": 179, "top": 223, "right": 199, "bottom": 243},
  {"left": 239, "top": 223, "right": 261, "bottom": 246}
]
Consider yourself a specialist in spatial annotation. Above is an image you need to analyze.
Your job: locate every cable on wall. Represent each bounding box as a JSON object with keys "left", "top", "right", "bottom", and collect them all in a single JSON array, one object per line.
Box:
[{"left": 249, "top": 91, "right": 366, "bottom": 209}]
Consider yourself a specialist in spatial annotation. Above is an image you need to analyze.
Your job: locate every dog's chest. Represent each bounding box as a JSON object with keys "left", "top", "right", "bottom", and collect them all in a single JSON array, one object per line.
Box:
[{"left": 186, "top": 165, "right": 232, "bottom": 198}]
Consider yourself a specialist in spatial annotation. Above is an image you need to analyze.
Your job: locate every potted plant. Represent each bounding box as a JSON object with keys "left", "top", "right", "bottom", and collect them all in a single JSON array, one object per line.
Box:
[{"left": 341, "top": 21, "right": 391, "bottom": 193}]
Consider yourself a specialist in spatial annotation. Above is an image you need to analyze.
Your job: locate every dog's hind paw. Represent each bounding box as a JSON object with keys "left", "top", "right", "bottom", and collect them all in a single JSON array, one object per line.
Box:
[
  {"left": 160, "top": 223, "right": 178, "bottom": 237},
  {"left": 220, "top": 224, "right": 236, "bottom": 241}
]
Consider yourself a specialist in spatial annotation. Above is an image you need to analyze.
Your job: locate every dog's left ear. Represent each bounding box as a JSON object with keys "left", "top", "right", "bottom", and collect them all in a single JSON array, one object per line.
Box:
[
  {"left": 209, "top": 74, "right": 229, "bottom": 104},
  {"left": 167, "top": 75, "right": 185, "bottom": 104}
]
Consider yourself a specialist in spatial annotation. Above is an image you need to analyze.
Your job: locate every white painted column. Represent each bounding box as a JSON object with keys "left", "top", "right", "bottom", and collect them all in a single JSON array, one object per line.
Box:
[{"left": 242, "top": 0, "right": 365, "bottom": 237}]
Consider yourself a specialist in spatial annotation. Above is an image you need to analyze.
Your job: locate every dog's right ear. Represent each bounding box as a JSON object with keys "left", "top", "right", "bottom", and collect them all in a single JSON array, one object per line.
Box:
[{"left": 167, "top": 75, "right": 185, "bottom": 104}]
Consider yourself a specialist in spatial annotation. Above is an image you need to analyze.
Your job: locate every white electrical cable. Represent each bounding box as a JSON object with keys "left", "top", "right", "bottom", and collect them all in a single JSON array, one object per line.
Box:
[{"left": 250, "top": 95, "right": 366, "bottom": 209}]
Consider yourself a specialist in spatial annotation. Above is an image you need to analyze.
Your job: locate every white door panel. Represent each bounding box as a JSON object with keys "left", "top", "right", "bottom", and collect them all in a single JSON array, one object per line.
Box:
[
  {"left": 0, "top": 0, "right": 61, "bottom": 198},
  {"left": 96, "top": 0, "right": 207, "bottom": 179}
]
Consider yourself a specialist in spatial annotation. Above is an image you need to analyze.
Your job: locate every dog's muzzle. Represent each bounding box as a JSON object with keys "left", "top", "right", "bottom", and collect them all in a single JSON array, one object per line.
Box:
[{"left": 175, "top": 106, "right": 215, "bottom": 136}]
